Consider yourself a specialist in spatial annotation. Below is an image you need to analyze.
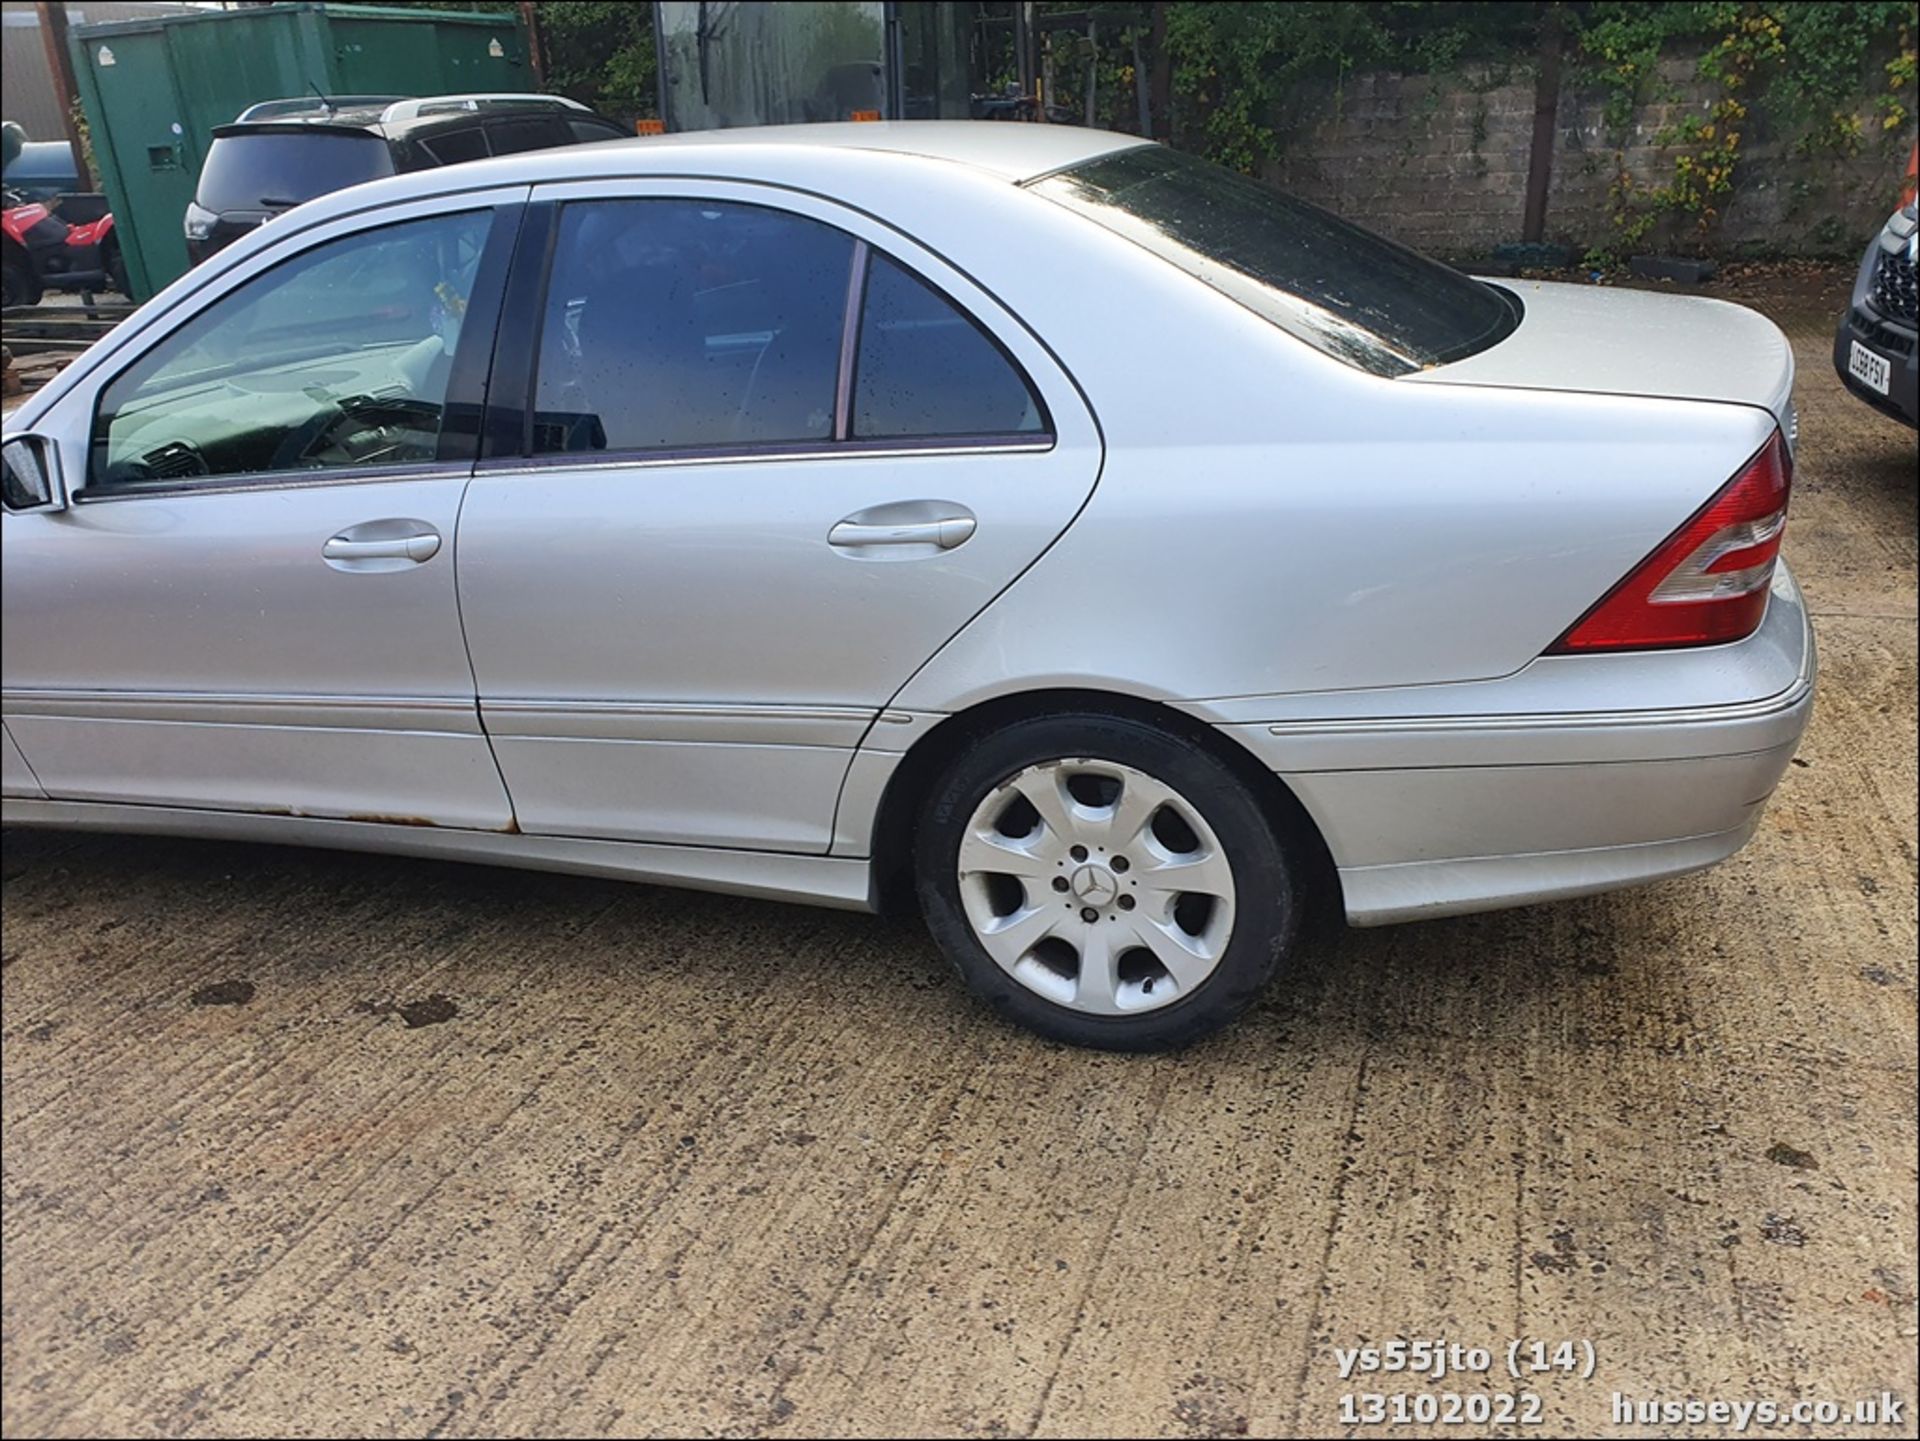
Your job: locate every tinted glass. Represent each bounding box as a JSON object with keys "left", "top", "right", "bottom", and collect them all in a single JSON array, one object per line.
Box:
[
  {"left": 532, "top": 199, "right": 853, "bottom": 453},
  {"left": 421, "top": 127, "right": 488, "bottom": 165},
  {"left": 93, "top": 211, "right": 491, "bottom": 489},
  {"left": 197, "top": 130, "right": 394, "bottom": 212},
  {"left": 568, "top": 118, "right": 626, "bottom": 144},
  {"left": 486, "top": 117, "right": 568, "bottom": 155},
  {"left": 853, "top": 255, "right": 1044, "bottom": 439},
  {"left": 1032, "top": 146, "right": 1518, "bottom": 377}
]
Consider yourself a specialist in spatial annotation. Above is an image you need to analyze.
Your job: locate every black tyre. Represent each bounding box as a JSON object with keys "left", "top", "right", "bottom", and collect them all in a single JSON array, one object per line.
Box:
[
  {"left": 105, "top": 239, "right": 130, "bottom": 299},
  {"left": 915, "top": 712, "right": 1296, "bottom": 1051},
  {"left": 2, "top": 259, "right": 36, "bottom": 309}
]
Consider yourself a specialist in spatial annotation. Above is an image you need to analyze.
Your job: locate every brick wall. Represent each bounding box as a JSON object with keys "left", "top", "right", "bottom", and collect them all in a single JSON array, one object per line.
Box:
[{"left": 1260, "top": 53, "right": 1916, "bottom": 260}]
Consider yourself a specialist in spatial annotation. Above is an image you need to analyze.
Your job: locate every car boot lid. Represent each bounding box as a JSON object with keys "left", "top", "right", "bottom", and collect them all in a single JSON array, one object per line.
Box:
[{"left": 1410, "top": 279, "right": 1794, "bottom": 433}]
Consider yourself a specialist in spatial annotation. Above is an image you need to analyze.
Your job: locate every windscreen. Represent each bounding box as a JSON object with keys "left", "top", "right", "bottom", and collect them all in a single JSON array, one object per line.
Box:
[
  {"left": 198, "top": 130, "right": 394, "bottom": 212},
  {"left": 1031, "top": 146, "right": 1518, "bottom": 377}
]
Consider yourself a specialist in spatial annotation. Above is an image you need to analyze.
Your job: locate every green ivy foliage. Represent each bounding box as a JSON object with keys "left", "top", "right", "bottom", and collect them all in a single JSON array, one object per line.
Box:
[
  {"left": 360, "top": 0, "right": 658, "bottom": 119},
  {"left": 366, "top": 0, "right": 1913, "bottom": 256},
  {"left": 1144, "top": 1, "right": 1911, "bottom": 170},
  {"left": 537, "top": 0, "right": 659, "bottom": 119},
  {"left": 1159, "top": 2, "right": 1540, "bottom": 171},
  {"left": 1114, "top": 0, "right": 1910, "bottom": 258},
  {"left": 1574, "top": 0, "right": 1912, "bottom": 145},
  {"left": 1568, "top": 2, "right": 1914, "bottom": 259},
  {"left": 370, "top": 2, "right": 1912, "bottom": 167}
]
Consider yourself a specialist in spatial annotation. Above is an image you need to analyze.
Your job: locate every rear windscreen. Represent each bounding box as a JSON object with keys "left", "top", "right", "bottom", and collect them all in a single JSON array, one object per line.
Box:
[
  {"left": 198, "top": 131, "right": 394, "bottom": 212},
  {"left": 1031, "top": 146, "right": 1519, "bottom": 377}
]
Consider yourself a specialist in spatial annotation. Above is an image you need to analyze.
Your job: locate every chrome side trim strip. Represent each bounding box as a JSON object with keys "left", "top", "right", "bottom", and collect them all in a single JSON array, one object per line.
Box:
[
  {"left": 479, "top": 698, "right": 876, "bottom": 748},
  {"left": 2, "top": 688, "right": 478, "bottom": 733},
  {"left": 855, "top": 709, "right": 945, "bottom": 754},
  {"left": 72, "top": 464, "right": 474, "bottom": 504},
  {"left": 0, "top": 798, "right": 877, "bottom": 912},
  {"left": 473, "top": 437, "right": 1055, "bottom": 479},
  {"left": 1263, "top": 671, "right": 1812, "bottom": 737},
  {"left": 0, "top": 690, "right": 887, "bottom": 745},
  {"left": 4, "top": 688, "right": 470, "bottom": 711},
  {"left": 483, "top": 699, "right": 874, "bottom": 724},
  {"left": 3, "top": 691, "right": 875, "bottom": 722}
]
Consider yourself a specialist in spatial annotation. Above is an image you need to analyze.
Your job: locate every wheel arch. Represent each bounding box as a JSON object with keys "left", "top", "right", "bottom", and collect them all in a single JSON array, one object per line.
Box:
[{"left": 865, "top": 686, "right": 1343, "bottom": 928}]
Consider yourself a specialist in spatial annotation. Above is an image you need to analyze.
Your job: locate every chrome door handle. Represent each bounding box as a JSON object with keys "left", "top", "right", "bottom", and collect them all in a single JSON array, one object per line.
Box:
[
  {"left": 828, "top": 515, "right": 976, "bottom": 550},
  {"left": 322, "top": 532, "right": 440, "bottom": 563}
]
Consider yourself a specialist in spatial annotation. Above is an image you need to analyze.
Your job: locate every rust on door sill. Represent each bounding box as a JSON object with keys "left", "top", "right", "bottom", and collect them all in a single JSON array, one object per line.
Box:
[{"left": 249, "top": 808, "right": 518, "bottom": 831}]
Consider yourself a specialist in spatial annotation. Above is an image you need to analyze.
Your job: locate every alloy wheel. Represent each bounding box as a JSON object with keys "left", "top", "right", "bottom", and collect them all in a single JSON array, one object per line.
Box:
[{"left": 956, "top": 757, "right": 1237, "bottom": 1015}]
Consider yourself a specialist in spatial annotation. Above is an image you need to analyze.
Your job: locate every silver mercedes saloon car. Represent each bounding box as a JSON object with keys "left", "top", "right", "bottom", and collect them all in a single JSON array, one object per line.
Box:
[{"left": 1, "top": 123, "right": 1813, "bottom": 1049}]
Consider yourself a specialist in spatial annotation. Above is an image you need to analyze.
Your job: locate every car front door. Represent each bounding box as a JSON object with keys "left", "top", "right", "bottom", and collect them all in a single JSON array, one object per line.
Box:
[
  {"left": 0, "top": 192, "right": 523, "bottom": 830},
  {"left": 454, "top": 181, "right": 1102, "bottom": 852}
]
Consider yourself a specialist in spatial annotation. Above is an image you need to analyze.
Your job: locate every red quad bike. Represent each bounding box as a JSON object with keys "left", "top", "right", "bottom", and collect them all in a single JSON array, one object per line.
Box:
[{"left": 2, "top": 188, "right": 128, "bottom": 308}]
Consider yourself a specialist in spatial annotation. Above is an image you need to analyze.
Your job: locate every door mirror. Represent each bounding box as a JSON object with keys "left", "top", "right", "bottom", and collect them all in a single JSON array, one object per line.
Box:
[{"left": 1, "top": 435, "right": 68, "bottom": 513}]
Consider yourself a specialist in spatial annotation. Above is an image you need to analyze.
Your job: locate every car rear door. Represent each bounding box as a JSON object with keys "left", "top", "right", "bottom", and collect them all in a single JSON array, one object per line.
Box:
[
  {"left": 453, "top": 180, "right": 1101, "bottom": 852},
  {"left": 1, "top": 190, "right": 524, "bottom": 829}
]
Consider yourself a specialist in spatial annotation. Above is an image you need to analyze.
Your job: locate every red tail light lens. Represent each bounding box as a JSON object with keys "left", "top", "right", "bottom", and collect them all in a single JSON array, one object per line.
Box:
[{"left": 1548, "top": 430, "right": 1791, "bottom": 654}]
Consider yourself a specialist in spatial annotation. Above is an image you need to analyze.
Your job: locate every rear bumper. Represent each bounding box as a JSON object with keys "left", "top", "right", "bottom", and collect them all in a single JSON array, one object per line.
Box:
[
  {"left": 1192, "top": 564, "right": 1816, "bottom": 925},
  {"left": 1306, "top": 745, "right": 1797, "bottom": 925}
]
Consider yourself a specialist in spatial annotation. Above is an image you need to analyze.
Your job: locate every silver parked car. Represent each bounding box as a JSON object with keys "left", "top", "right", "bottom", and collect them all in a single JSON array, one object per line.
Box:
[{"left": 1, "top": 123, "right": 1813, "bottom": 1049}]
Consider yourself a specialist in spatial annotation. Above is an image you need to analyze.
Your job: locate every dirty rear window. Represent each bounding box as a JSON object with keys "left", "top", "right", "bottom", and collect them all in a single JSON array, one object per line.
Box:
[{"left": 1030, "top": 146, "right": 1519, "bottom": 377}]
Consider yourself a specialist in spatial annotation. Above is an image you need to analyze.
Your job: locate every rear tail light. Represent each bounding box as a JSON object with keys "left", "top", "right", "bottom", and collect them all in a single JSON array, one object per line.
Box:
[{"left": 1548, "top": 430, "right": 1791, "bottom": 653}]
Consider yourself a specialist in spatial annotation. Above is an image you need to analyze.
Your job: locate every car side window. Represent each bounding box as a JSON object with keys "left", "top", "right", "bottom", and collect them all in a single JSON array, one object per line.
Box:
[
  {"left": 91, "top": 210, "right": 492, "bottom": 491},
  {"left": 486, "top": 117, "right": 568, "bottom": 155},
  {"left": 531, "top": 199, "right": 853, "bottom": 454},
  {"left": 567, "top": 118, "right": 624, "bottom": 145},
  {"left": 422, "top": 127, "right": 488, "bottom": 165},
  {"left": 853, "top": 253, "right": 1046, "bottom": 440}
]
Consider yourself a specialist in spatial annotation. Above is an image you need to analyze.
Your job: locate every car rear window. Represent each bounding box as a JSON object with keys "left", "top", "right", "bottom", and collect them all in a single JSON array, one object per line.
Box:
[
  {"left": 1030, "top": 145, "right": 1519, "bottom": 377},
  {"left": 198, "top": 130, "right": 394, "bottom": 212}
]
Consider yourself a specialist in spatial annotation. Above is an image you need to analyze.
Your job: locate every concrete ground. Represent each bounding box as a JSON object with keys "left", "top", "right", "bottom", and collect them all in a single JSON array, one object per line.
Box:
[{"left": 2, "top": 272, "right": 1915, "bottom": 1439}]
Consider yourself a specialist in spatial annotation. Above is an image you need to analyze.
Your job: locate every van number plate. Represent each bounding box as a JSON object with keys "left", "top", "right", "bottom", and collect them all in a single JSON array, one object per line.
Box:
[{"left": 1849, "top": 340, "right": 1891, "bottom": 395}]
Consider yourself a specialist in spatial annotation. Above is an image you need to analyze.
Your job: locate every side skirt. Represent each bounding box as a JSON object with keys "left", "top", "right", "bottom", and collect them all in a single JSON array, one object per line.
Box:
[{"left": 0, "top": 799, "right": 877, "bottom": 912}]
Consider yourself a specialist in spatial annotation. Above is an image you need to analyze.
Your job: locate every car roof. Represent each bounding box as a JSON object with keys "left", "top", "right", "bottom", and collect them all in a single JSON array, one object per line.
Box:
[
  {"left": 379, "top": 106, "right": 609, "bottom": 141},
  {"left": 232, "top": 96, "right": 408, "bottom": 123},
  {"left": 379, "top": 94, "right": 589, "bottom": 123},
  {"left": 211, "top": 102, "right": 609, "bottom": 145},
  {"left": 209, "top": 119, "right": 1143, "bottom": 185},
  {"left": 2, "top": 140, "right": 79, "bottom": 182},
  {"left": 608, "top": 121, "right": 1148, "bottom": 183},
  {"left": 210, "top": 121, "right": 1156, "bottom": 239}
]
